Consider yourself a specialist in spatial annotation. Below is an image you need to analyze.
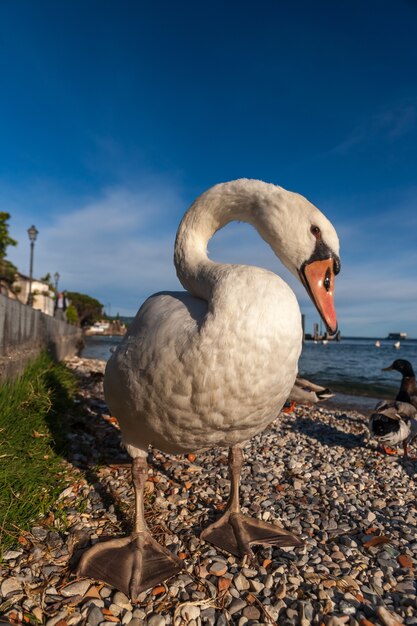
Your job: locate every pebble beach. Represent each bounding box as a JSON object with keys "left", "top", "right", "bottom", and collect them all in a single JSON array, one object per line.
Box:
[{"left": 1, "top": 356, "right": 416, "bottom": 626}]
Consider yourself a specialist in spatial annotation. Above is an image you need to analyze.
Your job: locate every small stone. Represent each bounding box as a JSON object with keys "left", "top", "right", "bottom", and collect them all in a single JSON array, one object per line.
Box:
[
  {"left": 339, "top": 601, "right": 356, "bottom": 615},
  {"left": 1, "top": 578, "right": 22, "bottom": 597},
  {"left": 100, "top": 586, "right": 113, "bottom": 598},
  {"left": 215, "top": 615, "right": 228, "bottom": 626},
  {"left": 234, "top": 573, "right": 250, "bottom": 591},
  {"left": 146, "top": 614, "right": 166, "bottom": 626},
  {"left": 395, "top": 580, "right": 416, "bottom": 593},
  {"left": 242, "top": 606, "right": 260, "bottom": 620},
  {"left": 241, "top": 567, "right": 257, "bottom": 578},
  {"left": 180, "top": 605, "right": 200, "bottom": 620},
  {"left": 366, "top": 511, "right": 377, "bottom": 523},
  {"left": 200, "top": 607, "right": 216, "bottom": 623},
  {"left": 228, "top": 598, "right": 247, "bottom": 614},
  {"left": 87, "top": 606, "right": 104, "bottom": 626},
  {"left": 61, "top": 579, "right": 92, "bottom": 597},
  {"left": 208, "top": 562, "right": 227, "bottom": 576},
  {"left": 113, "top": 590, "right": 132, "bottom": 609},
  {"left": 108, "top": 604, "right": 122, "bottom": 616},
  {"left": 46, "top": 612, "right": 69, "bottom": 626},
  {"left": 2, "top": 550, "right": 23, "bottom": 560},
  {"left": 249, "top": 579, "right": 264, "bottom": 593}
]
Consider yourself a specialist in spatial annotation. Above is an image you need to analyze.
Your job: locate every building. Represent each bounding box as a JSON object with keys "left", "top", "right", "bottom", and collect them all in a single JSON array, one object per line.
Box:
[{"left": 9, "top": 273, "right": 55, "bottom": 316}]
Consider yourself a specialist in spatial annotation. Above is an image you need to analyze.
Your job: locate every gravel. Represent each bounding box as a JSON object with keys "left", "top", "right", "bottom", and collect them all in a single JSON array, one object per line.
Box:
[{"left": 1, "top": 355, "right": 416, "bottom": 625}]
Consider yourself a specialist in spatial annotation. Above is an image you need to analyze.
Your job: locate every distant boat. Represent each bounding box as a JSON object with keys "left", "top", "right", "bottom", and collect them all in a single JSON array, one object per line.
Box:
[
  {"left": 393, "top": 341, "right": 401, "bottom": 349},
  {"left": 375, "top": 340, "right": 381, "bottom": 348},
  {"left": 387, "top": 332, "right": 407, "bottom": 340}
]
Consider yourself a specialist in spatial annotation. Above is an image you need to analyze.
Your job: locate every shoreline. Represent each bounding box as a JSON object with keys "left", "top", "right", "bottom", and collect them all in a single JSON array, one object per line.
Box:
[{"left": 1, "top": 355, "right": 416, "bottom": 625}]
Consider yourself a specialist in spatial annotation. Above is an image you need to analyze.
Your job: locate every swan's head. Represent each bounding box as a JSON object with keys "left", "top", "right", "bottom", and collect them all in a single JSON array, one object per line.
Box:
[
  {"left": 255, "top": 183, "right": 341, "bottom": 335},
  {"left": 297, "top": 211, "right": 340, "bottom": 337}
]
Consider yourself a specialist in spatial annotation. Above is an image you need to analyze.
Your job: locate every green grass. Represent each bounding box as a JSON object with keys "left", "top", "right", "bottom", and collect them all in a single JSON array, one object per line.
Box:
[{"left": 0, "top": 353, "right": 78, "bottom": 549}]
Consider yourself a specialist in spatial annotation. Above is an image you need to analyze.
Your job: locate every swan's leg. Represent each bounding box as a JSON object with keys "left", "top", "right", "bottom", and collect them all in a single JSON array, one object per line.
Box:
[
  {"left": 76, "top": 454, "right": 183, "bottom": 601},
  {"left": 201, "top": 445, "right": 303, "bottom": 558}
]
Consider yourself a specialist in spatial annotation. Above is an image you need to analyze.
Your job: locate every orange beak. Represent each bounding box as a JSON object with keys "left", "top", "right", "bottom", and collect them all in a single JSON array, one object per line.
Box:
[{"left": 300, "top": 258, "right": 338, "bottom": 335}]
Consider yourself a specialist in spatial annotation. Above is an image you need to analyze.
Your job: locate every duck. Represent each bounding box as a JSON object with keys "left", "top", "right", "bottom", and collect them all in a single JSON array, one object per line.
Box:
[
  {"left": 382, "top": 359, "right": 417, "bottom": 408},
  {"left": 368, "top": 400, "right": 417, "bottom": 458},
  {"left": 287, "top": 376, "right": 334, "bottom": 405},
  {"left": 77, "top": 178, "right": 340, "bottom": 599}
]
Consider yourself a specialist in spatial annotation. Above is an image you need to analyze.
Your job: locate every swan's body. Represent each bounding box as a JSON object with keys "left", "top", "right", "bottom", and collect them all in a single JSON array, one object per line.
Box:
[
  {"left": 79, "top": 179, "right": 340, "bottom": 598},
  {"left": 106, "top": 279, "right": 301, "bottom": 454}
]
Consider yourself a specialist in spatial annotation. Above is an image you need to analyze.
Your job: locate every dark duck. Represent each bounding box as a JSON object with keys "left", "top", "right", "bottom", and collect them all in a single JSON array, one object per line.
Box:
[
  {"left": 368, "top": 400, "right": 417, "bottom": 459},
  {"left": 382, "top": 359, "right": 417, "bottom": 408}
]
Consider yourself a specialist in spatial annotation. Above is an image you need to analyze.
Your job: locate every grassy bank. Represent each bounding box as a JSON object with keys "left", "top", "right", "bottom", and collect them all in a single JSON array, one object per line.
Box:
[{"left": 0, "top": 354, "right": 78, "bottom": 549}]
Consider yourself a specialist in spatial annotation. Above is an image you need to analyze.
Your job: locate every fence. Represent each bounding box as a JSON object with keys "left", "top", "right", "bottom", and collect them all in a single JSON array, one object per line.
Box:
[{"left": 0, "top": 293, "right": 83, "bottom": 383}]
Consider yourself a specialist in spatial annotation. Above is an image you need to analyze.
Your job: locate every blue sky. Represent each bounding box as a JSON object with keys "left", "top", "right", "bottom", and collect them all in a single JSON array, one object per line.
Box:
[{"left": 1, "top": 0, "right": 417, "bottom": 336}]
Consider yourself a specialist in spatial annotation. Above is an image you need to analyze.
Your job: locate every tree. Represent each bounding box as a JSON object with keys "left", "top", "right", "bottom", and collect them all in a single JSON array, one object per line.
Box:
[
  {"left": 0, "top": 212, "right": 18, "bottom": 289},
  {"left": 65, "top": 303, "right": 79, "bottom": 326},
  {"left": 66, "top": 291, "right": 104, "bottom": 326}
]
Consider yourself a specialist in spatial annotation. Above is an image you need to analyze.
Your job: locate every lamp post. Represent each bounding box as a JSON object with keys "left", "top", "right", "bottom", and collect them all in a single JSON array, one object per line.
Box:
[
  {"left": 54, "top": 271, "right": 60, "bottom": 292},
  {"left": 27, "top": 225, "right": 38, "bottom": 306}
]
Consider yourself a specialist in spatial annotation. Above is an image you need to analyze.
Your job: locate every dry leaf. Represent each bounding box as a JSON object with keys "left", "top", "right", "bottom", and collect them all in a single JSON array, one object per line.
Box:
[
  {"left": 360, "top": 619, "right": 376, "bottom": 626},
  {"left": 33, "top": 431, "right": 47, "bottom": 438},
  {"left": 363, "top": 535, "right": 390, "bottom": 549},
  {"left": 41, "top": 512, "right": 55, "bottom": 526},
  {"left": 151, "top": 585, "right": 166, "bottom": 596},
  {"left": 18, "top": 535, "right": 29, "bottom": 546},
  {"left": 218, "top": 577, "right": 232, "bottom": 592},
  {"left": 262, "top": 558, "right": 272, "bottom": 568},
  {"left": 246, "top": 593, "right": 256, "bottom": 604},
  {"left": 365, "top": 526, "right": 380, "bottom": 535},
  {"left": 397, "top": 554, "right": 414, "bottom": 569},
  {"left": 84, "top": 586, "right": 101, "bottom": 599}
]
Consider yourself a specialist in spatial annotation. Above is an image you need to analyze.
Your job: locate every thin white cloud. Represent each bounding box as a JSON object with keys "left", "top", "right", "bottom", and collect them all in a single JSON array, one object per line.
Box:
[{"left": 331, "top": 99, "right": 417, "bottom": 155}]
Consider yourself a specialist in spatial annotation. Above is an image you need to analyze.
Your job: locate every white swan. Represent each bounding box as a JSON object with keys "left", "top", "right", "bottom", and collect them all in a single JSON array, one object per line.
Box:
[{"left": 78, "top": 179, "right": 340, "bottom": 599}]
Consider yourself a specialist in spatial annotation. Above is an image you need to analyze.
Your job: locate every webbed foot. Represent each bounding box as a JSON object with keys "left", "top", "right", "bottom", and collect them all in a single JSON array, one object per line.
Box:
[
  {"left": 201, "top": 510, "right": 303, "bottom": 558},
  {"left": 77, "top": 532, "right": 183, "bottom": 601}
]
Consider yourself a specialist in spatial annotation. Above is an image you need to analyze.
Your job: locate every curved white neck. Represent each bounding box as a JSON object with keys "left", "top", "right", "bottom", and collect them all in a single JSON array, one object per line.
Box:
[{"left": 174, "top": 180, "right": 290, "bottom": 300}]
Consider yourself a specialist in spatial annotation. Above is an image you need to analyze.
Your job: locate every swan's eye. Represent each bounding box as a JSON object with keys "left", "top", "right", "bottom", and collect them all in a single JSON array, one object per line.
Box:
[
  {"left": 310, "top": 225, "right": 321, "bottom": 239},
  {"left": 324, "top": 268, "right": 331, "bottom": 292}
]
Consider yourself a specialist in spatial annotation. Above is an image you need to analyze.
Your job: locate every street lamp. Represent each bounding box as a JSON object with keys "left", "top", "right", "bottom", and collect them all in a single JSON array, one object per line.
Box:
[
  {"left": 27, "top": 225, "right": 39, "bottom": 306},
  {"left": 54, "top": 271, "right": 60, "bottom": 292}
]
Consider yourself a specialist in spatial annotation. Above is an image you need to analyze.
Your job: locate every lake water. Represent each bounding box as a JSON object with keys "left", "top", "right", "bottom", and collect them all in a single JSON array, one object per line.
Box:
[{"left": 82, "top": 335, "right": 417, "bottom": 411}]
